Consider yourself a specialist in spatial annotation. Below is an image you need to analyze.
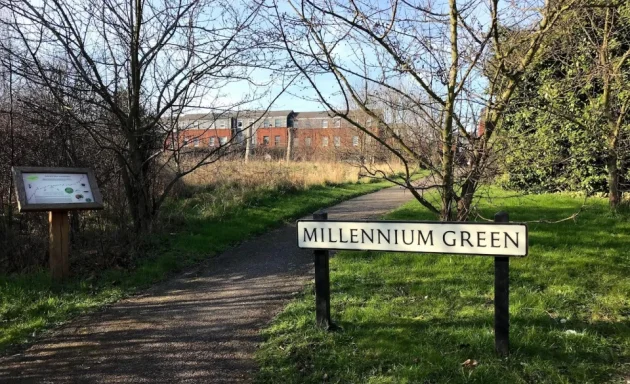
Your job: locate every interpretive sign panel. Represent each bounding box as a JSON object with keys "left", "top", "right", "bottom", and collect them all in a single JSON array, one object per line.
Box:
[
  {"left": 12, "top": 167, "right": 104, "bottom": 212},
  {"left": 297, "top": 220, "right": 528, "bottom": 257}
]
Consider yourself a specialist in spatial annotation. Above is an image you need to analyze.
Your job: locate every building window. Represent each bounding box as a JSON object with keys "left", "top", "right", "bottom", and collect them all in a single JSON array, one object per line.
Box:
[
  {"left": 334, "top": 136, "right": 340, "bottom": 147},
  {"left": 293, "top": 120, "right": 299, "bottom": 128},
  {"left": 264, "top": 119, "right": 270, "bottom": 127},
  {"left": 274, "top": 135, "right": 281, "bottom": 146},
  {"left": 334, "top": 118, "right": 341, "bottom": 128},
  {"left": 237, "top": 120, "right": 243, "bottom": 128},
  {"left": 274, "top": 118, "right": 282, "bottom": 127},
  {"left": 305, "top": 137, "right": 312, "bottom": 147},
  {"left": 263, "top": 136, "right": 270, "bottom": 145},
  {"left": 322, "top": 120, "right": 328, "bottom": 128},
  {"left": 322, "top": 137, "right": 329, "bottom": 147},
  {"left": 194, "top": 138, "right": 200, "bottom": 147},
  {"left": 210, "top": 137, "right": 216, "bottom": 146},
  {"left": 220, "top": 136, "right": 227, "bottom": 145},
  {"left": 219, "top": 119, "right": 226, "bottom": 128},
  {"left": 352, "top": 136, "right": 359, "bottom": 146},
  {"left": 183, "top": 137, "right": 189, "bottom": 146}
]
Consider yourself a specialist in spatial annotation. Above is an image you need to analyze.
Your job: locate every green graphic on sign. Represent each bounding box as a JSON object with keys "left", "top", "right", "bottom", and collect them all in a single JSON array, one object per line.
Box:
[
  {"left": 65, "top": 188, "right": 74, "bottom": 194},
  {"left": 86, "top": 198, "right": 92, "bottom": 202},
  {"left": 26, "top": 175, "right": 39, "bottom": 181}
]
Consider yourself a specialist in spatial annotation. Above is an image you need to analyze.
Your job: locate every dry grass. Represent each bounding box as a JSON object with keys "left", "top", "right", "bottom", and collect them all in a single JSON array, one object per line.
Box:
[
  {"left": 181, "top": 160, "right": 407, "bottom": 191},
  {"left": 160, "top": 160, "right": 407, "bottom": 226}
]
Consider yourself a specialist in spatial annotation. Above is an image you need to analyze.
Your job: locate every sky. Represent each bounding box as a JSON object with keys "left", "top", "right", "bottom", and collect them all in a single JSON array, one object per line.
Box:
[
  {"left": 3, "top": 0, "right": 545, "bottom": 117},
  {"left": 205, "top": 0, "right": 505, "bottom": 114}
]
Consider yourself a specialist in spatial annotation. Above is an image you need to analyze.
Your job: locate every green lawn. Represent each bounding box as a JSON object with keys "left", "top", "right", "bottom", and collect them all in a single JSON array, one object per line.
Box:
[
  {"left": 256, "top": 189, "right": 630, "bottom": 383},
  {"left": 0, "top": 179, "right": 393, "bottom": 354}
]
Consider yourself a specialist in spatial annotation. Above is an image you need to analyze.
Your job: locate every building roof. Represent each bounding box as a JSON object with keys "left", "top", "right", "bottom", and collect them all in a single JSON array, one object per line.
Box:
[
  {"left": 231, "top": 110, "right": 294, "bottom": 119},
  {"left": 180, "top": 110, "right": 295, "bottom": 120},
  {"left": 293, "top": 111, "right": 337, "bottom": 119},
  {"left": 178, "top": 112, "right": 232, "bottom": 121}
]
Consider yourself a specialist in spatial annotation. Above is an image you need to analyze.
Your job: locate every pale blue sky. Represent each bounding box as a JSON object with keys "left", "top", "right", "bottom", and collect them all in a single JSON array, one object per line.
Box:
[{"left": 200, "top": 0, "right": 541, "bottom": 115}]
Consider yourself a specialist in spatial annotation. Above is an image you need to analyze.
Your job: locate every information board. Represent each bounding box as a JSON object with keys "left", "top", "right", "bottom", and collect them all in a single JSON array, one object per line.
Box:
[
  {"left": 22, "top": 173, "right": 95, "bottom": 205},
  {"left": 12, "top": 167, "right": 104, "bottom": 212},
  {"left": 297, "top": 220, "right": 528, "bottom": 257}
]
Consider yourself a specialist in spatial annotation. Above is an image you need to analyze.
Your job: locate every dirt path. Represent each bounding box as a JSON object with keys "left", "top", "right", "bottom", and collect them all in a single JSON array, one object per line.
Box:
[{"left": 0, "top": 186, "right": 414, "bottom": 383}]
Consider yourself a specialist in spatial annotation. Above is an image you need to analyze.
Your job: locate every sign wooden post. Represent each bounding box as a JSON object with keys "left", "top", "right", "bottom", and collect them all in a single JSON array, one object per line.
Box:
[
  {"left": 494, "top": 211, "right": 510, "bottom": 357},
  {"left": 297, "top": 213, "right": 528, "bottom": 355},
  {"left": 313, "top": 211, "right": 333, "bottom": 330},
  {"left": 49, "top": 211, "right": 70, "bottom": 280},
  {"left": 12, "top": 167, "right": 104, "bottom": 281}
]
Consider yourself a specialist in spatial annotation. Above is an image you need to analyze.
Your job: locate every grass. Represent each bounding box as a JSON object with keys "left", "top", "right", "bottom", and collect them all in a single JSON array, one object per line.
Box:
[
  {"left": 0, "top": 173, "right": 396, "bottom": 354},
  {"left": 256, "top": 188, "right": 630, "bottom": 384},
  {"left": 180, "top": 160, "right": 378, "bottom": 189}
]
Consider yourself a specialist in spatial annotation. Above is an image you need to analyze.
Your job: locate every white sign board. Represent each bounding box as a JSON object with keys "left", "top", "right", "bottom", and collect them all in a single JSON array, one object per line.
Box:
[
  {"left": 22, "top": 173, "right": 95, "bottom": 205},
  {"left": 297, "top": 220, "right": 528, "bottom": 257}
]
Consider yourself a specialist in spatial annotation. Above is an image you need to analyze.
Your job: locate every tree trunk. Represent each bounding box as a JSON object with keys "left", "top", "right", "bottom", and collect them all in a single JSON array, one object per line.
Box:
[
  {"left": 440, "top": 143, "right": 455, "bottom": 221},
  {"left": 245, "top": 125, "right": 251, "bottom": 163},
  {"left": 607, "top": 151, "right": 620, "bottom": 209},
  {"left": 286, "top": 128, "right": 293, "bottom": 162},
  {"left": 456, "top": 115, "right": 491, "bottom": 221},
  {"left": 120, "top": 153, "right": 154, "bottom": 235},
  {"left": 457, "top": 178, "right": 477, "bottom": 221},
  {"left": 440, "top": 0, "right": 458, "bottom": 222}
]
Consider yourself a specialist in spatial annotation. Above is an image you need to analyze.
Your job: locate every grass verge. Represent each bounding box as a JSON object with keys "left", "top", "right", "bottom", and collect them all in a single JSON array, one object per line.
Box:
[
  {"left": 256, "top": 188, "right": 630, "bottom": 384},
  {"left": 0, "top": 178, "right": 393, "bottom": 354}
]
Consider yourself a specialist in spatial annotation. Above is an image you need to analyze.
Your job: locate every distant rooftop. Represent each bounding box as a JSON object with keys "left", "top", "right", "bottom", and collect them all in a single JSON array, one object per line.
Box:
[
  {"left": 294, "top": 111, "right": 336, "bottom": 119},
  {"left": 180, "top": 110, "right": 294, "bottom": 120}
]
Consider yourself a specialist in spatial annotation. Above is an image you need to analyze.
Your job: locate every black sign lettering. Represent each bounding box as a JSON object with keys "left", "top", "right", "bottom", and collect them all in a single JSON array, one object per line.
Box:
[
  {"left": 377, "top": 229, "right": 390, "bottom": 244},
  {"left": 304, "top": 228, "right": 317, "bottom": 242},
  {"left": 461, "top": 231, "right": 473, "bottom": 247},
  {"left": 443, "top": 231, "right": 456, "bottom": 246},
  {"left": 491, "top": 232, "right": 500, "bottom": 248},
  {"left": 328, "top": 228, "right": 338, "bottom": 243},
  {"left": 402, "top": 230, "right": 414, "bottom": 245},
  {"left": 505, "top": 232, "right": 519, "bottom": 248},
  {"left": 339, "top": 228, "right": 349, "bottom": 243},
  {"left": 362, "top": 229, "right": 374, "bottom": 243},
  {"left": 418, "top": 230, "right": 433, "bottom": 246},
  {"left": 477, "top": 232, "right": 487, "bottom": 247},
  {"left": 350, "top": 228, "right": 359, "bottom": 243}
]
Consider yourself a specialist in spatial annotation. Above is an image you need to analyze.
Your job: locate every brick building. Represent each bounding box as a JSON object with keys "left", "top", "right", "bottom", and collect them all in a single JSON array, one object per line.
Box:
[
  {"left": 290, "top": 111, "right": 380, "bottom": 161},
  {"left": 168, "top": 109, "right": 385, "bottom": 161},
  {"left": 168, "top": 112, "right": 235, "bottom": 149}
]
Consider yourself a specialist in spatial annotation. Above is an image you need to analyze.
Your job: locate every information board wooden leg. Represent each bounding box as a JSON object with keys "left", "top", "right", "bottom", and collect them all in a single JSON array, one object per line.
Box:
[
  {"left": 313, "top": 211, "right": 333, "bottom": 330},
  {"left": 494, "top": 211, "right": 510, "bottom": 357},
  {"left": 49, "top": 211, "right": 70, "bottom": 280}
]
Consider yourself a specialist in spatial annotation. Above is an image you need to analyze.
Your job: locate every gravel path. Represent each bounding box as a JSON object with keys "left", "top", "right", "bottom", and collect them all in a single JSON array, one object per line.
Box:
[{"left": 0, "top": 186, "right": 414, "bottom": 383}]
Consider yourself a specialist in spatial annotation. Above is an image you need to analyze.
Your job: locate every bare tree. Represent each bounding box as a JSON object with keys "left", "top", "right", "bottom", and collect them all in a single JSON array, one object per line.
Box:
[
  {"left": 271, "top": 0, "right": 577, "bottom": 221},
  {"left": 0, "top": 15, "right": 18, "bottom": 267},
  {"left": 0, "top": 0, "right": 282, "bottom": 233}
]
